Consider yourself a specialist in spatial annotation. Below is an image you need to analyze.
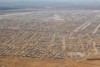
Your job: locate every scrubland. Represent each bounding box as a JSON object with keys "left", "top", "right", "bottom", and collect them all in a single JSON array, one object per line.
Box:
[{"left": 0, "top": 9, "right": 100, "bottom": 67}]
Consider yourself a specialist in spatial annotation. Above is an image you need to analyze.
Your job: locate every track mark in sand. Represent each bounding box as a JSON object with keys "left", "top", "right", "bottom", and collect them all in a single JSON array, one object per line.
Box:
[
  {"left": 81, "top": 22, "right": 92, "bottom": 30},
  {"left": 62, "top": 35, "right": 66, "bottom": 51},
  {"left": 93, "top": 24, "right": 100, "bottom": 34},
  {"left": 74, "top": 15, "right": 100, "bottom": 32},
  {"left": 49, "top": 33, "right": 55, "bottom": 48},
  {"left": 74, "top": 22, "right": 89, "bottom": 32}
]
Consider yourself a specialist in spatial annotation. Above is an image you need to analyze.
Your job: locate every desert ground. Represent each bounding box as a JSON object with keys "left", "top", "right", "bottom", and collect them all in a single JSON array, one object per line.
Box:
[
  {"left": 0, "top": 9, "right": 100, "bottom": 67},
  {"left": 0, "top": 57, "right": 100, "bottom": 67}
]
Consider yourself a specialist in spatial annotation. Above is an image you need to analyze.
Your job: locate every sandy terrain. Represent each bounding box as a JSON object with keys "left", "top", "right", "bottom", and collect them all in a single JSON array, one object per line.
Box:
[
  {"left": 0, "top": 57, "right": 100, "bottom": 67},
  {"left": 0, "top": 9, "right": 100, "bottom": 67}
]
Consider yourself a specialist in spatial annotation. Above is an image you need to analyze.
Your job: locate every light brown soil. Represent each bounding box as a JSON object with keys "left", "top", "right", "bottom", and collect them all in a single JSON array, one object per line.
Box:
[{"left": 0, "top": 57, "right": 100, "bottom": 67}]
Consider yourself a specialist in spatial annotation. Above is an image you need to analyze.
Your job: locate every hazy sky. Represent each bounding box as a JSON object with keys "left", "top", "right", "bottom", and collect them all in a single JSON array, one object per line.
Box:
[
  {"left": 1, "top": 0, "right": 100, "bottom": 3},
  {"left": 0, "top": 0, "right": 100, "bottom": 5},
  {"left": 0, "top": 0, "right": 100, "bottom": 9}
]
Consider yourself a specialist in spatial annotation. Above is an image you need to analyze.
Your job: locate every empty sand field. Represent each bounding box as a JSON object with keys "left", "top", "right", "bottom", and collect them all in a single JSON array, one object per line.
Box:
[{"left": 0, "top": 57, "right": 100, "bottom": 67}]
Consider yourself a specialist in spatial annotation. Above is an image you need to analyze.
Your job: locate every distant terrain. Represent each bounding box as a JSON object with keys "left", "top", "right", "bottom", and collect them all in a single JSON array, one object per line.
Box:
[
  {"left": 0, "top": 0, "right": 100, "bottom": 67},
  {"left": 0, "top": 9, "right": 100, "bottom": 60}
]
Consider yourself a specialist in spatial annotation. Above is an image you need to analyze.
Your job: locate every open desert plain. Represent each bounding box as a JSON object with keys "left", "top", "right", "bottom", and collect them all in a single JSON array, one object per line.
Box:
[
  {"left": 0, "top": 9, "right": 100, "bottom": 67},
  {"left": 0, "top": 0, "right": 100, "bottom": 67}
]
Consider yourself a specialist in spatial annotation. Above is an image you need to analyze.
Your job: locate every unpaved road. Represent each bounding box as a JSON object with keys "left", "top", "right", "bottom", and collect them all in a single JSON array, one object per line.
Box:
[
  {"left": 93, "top": 24, "right": 100, "bottom": 34},
  {"left": 74, "top": 15, "right": 100, "bottom": 32}
]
